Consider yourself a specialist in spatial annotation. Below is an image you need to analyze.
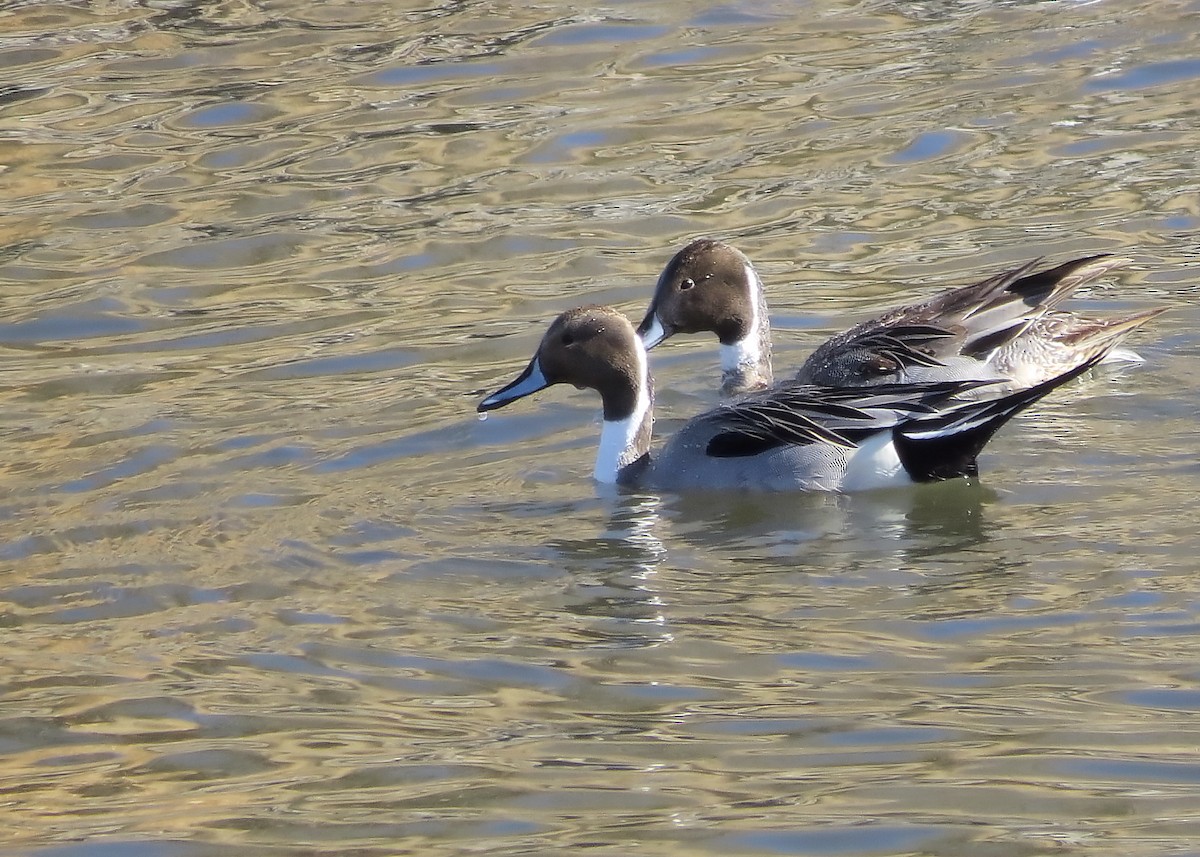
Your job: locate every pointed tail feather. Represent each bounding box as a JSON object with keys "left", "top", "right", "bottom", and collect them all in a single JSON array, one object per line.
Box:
[
  {"left": 919, "top": 257, "right": 1044, "bottom": 322},
  {"left": 893, "top": 347, "right": 1110, "bottom": 482},
  {"left": 959, "top": 255, "right": 1132, "bottom": 360},
  {"left": 1000, "top": 254, "right": 1130, "bottom": 310},
  {"left": 1057, "top": 306, "right": 1168, "bottom": 364}
]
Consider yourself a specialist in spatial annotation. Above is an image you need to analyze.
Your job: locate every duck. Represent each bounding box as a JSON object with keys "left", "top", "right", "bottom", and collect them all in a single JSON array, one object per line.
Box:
[
  {"left": 477, "top": 305, "right": 1109, "bottom": 492},
  {"left": 636, "top": 239, "right": 1165, "bottom": 396}
]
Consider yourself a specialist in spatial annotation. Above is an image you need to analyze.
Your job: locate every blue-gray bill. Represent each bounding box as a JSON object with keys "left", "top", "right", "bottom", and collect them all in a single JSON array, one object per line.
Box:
[
  {"left": 478, "top": 356, "right": 550, "bottom": 412},
  {"left": 636, "top": 311, "right": 667, "bottom": 350}
]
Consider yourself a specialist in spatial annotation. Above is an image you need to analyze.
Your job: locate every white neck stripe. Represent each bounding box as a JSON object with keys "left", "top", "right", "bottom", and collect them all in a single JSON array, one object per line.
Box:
[
  {"left": 593, "top": 340, "right": 652, "bottom": 483},
  {"left": 720, "top": 262, "right": 764, "bottom": 372}
]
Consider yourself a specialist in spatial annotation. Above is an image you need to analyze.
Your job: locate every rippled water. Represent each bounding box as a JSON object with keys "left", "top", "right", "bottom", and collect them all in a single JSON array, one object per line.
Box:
[{"left": 3, "top": 1, "right": 1200, "bottom": 854}]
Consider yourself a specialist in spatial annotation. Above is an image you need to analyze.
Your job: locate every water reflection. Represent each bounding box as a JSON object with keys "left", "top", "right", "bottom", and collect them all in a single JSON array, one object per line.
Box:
[
  {"left": 661, "top": 478, "right": 996, "bottom": 564},
  {"left": 551, "top": 494, "right": 672, "bottom": 649},
  {"left": 4, "top": 0, "right": 1200, "bottom": 854}
]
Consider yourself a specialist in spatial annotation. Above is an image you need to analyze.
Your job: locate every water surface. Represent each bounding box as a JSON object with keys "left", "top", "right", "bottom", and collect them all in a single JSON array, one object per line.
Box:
[{"left": 3, "top": 1, "right": 1200, "bottom": 855}]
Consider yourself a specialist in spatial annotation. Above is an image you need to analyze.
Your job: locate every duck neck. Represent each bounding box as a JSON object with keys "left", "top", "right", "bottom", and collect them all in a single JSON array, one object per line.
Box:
[
  {"left": 594, "top": 345, "right": 654, "bottom": 485},
  {"left": 718, "top": 262, "right": 773, "bottom": 395}
]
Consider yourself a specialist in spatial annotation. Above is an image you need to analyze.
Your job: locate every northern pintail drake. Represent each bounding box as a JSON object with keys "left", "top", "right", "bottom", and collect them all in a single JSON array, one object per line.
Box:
[
  {"left": 478, "top": 305, "right": 1106, "bottom": 492},
  {"left": 637, "top": 239, "right": 1165, "bottom": 396}
]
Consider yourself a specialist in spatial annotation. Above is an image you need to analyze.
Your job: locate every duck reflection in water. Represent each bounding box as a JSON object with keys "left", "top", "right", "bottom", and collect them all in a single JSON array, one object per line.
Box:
[
  {"left": 546, "top": 493, "right": 673, "bottom": 650},
  {"left": 659, "top": 478, "right": 996, "bottom": 566}
]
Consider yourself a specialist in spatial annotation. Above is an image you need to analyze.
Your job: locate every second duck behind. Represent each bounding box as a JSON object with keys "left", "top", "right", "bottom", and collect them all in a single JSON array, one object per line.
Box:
[{"left": 637, "top": 239, "right": 1164, "bottom": 396}]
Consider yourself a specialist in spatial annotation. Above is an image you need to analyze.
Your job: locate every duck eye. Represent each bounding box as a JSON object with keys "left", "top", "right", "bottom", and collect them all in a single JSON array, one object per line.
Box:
[
  {"left": 561, "top": 332, "right": 575, "bottom": 346},
  {"left": 680, "top": 278, "right": 695, "bottom": 291}
]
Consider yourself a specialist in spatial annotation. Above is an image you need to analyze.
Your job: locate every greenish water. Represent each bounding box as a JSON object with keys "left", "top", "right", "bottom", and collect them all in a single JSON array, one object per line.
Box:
[{"left": 2, "top": 1, "right": 1200, "bottom": 855}]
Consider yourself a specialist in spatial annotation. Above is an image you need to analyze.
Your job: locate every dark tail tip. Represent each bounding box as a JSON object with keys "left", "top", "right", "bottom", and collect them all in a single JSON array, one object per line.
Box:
[{"left": 894, "top": 347, "right": 1108, "bottom": 482}]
